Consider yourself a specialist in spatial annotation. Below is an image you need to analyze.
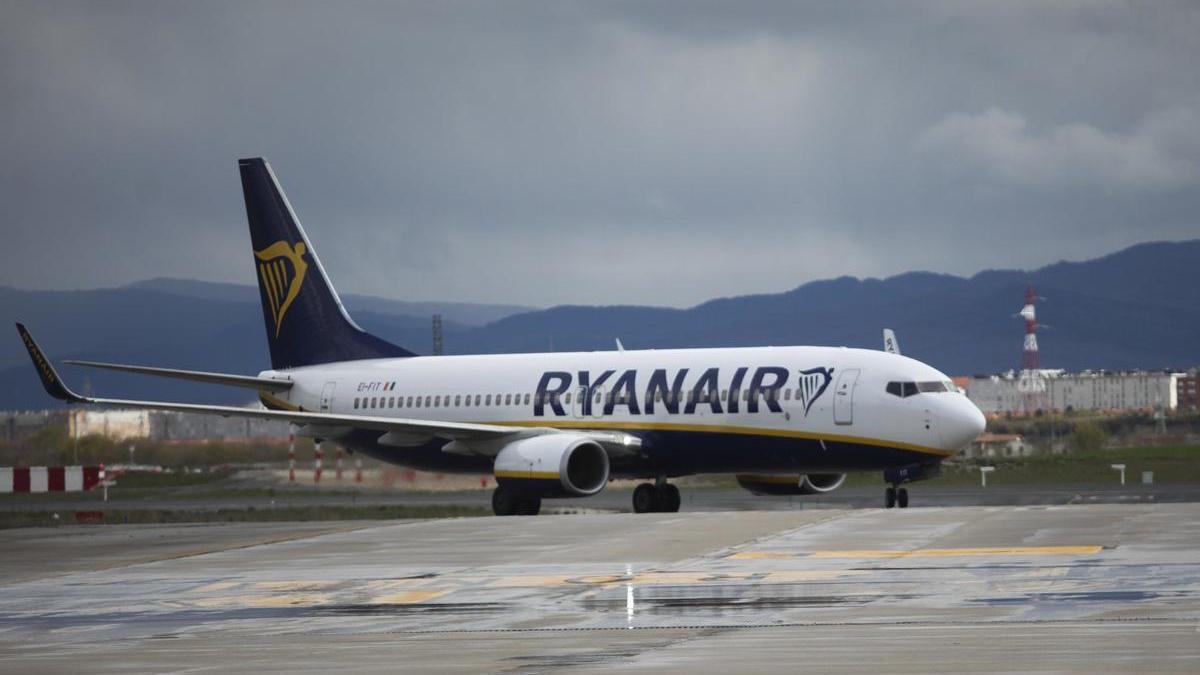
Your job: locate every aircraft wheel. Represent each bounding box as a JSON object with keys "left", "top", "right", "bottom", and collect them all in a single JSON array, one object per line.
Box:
[
  {"left": 657, "top": 484, "right": 681, "bottom": 513},
  {"left": 885, "top": 486, "right": 896, "bottom": 509},
  {"left": 897, "top": 488, "right": 909, "bottom": 509},
  {"left": 517, "top": 496, "right": 542, "bottom": 516},
  {"left": 492, "top": 484, "right": 520, "bottom": 516},
  {"left": 632, "top": 483, "right": 659, "bottom": 513}
]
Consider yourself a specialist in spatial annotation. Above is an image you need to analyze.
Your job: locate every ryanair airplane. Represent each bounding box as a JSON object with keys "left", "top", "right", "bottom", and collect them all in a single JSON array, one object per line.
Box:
[{"left": 17, "top": 158, "right": 986, "bottom": 515}]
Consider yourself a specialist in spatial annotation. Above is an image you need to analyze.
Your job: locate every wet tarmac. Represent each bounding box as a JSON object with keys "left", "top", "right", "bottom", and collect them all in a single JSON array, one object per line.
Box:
[
  {"left": 0, "top": 504, "right": 1197, "bottom": 673},
  {"left": 12, "top": 481, "right": 1200, "bottom": 514}
]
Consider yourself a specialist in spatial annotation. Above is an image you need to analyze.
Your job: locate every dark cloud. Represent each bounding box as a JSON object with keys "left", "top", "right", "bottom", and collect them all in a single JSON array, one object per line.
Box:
[{"left": 1, "top": 0, "right": 1197, "bottom": 307}]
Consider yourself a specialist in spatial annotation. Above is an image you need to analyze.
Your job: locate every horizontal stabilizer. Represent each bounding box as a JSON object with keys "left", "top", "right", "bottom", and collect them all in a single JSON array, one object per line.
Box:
[{"left": 62, "top": 359, "right": 293, "bottom": 392}]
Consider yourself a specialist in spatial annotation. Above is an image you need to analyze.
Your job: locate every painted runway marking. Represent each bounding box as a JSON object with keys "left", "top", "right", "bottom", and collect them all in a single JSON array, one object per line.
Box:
[{"left": 729, "top": 545, "right": 1103, "bottom": 560}]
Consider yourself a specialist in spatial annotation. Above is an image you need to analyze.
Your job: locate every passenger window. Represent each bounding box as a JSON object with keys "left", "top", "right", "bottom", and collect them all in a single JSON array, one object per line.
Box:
[
  {"left": 742, "top": 390, "right": 749, "bottom": 401},
  {"left": 464, "top": 395, "right": 471, "bottom": 407},
  {"left": 524, "top": 393, "right": 531, "bottom": 405},
  {"left": 721, "top": 389, "right": 728, "bottom": 401},
  {"left": 425, "top": 396, "right": 432, "bottom": 407},
  {"left": 353, "top": 398, "right": 360, "bottom": 409},
  {"left": 505, "top": 394, "right": 512, "bottom": 405},
  {"left": 784, "top": 389, "right": 792, "bottom": 401},
  {"left": 388, "top": 397, "right": 395, "bottom": 408},
  {"left": 455, "top": 395, "right": 461, "bottom": 406},
  {"left": 474, "top": 395, "right": 481, "bottom": 406},
  {"left": 886, "top": 382, "right": 902, "bottom": 397},
  {"left": 407, "top": 396, "right": 414, "bottom": 407}
]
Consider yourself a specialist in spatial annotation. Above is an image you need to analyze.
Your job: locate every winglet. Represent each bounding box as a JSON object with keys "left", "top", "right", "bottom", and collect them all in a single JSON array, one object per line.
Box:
[
  {"left": 883, "top": 328, "right": 901, "bottom": 355},
  {"left": 14, "top": 323, "right": 87, "bottom": 403}
]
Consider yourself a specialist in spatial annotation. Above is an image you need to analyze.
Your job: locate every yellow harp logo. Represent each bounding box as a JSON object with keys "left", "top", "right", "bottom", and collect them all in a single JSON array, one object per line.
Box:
[{"left": 254, "top": 241, "right": 308, "bottom": 338}]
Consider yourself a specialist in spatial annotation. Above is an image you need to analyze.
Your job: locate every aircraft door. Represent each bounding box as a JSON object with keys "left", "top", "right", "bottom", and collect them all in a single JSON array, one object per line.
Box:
[
  {"left": 320, "top": 382, "right": 336, "bottom": 412},
  {"left": 833, "top": 369, "right": 860, "bottom": 425}
]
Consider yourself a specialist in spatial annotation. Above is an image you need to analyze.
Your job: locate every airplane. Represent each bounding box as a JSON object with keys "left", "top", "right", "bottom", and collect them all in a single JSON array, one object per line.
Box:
[{"left": 16, "top": 157, "right": 986, "bottom": 515}]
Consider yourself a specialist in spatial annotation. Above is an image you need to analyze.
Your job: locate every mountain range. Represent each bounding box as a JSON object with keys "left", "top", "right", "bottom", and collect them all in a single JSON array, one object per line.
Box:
[{"left": 2, "top": 239, "right": 1196, "bottom": 411}]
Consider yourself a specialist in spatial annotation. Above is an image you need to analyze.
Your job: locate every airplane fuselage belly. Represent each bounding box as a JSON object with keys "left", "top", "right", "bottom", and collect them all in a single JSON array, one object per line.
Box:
[
  {"left": 345, "top": 430, "right": 944, "bottom": 479},
  {"left": 269, "top": 345, "right": 958, "bottom": 478}
]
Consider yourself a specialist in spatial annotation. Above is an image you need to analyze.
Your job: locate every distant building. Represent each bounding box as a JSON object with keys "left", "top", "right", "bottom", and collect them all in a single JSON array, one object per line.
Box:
[
  {"left": 1177, "top": 374, "right": 1199, "bottom": 411},
  {"left": 40, "top": 407, "right": 290, "bottom": 442},
  {"left": 68, "top": 409, "right": 151, "bottom": 441},
  {"left": 962, "top": 433, "right": 1033, "bottom": 459},
  {"left": 0, "top": 410, "right": 65, "bottom": 443},
  {"left": 964, "top": 370, "right": 1182, "bottom": 415}
]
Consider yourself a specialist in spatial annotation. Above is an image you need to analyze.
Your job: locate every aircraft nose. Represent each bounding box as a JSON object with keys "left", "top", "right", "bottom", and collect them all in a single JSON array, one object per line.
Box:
[{"left": 943, "top": 397, "right": 987, "bottom": 450}]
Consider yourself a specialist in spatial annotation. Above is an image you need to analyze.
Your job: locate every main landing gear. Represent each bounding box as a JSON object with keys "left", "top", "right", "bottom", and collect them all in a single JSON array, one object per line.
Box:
[
  {"left": 492, "top": 484, "right": 542, "bottom": 516},
  {"left": 885, "top": 485, "right": 909, "bottom": 509},
  {"left": 632, "top": 481, "right": 681, "bottom": 513}
]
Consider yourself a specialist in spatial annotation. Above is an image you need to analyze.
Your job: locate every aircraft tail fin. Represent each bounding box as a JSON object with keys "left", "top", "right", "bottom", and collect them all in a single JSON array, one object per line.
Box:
[{"left": 239, "top": 157, "right": 414, "bottom": 369}]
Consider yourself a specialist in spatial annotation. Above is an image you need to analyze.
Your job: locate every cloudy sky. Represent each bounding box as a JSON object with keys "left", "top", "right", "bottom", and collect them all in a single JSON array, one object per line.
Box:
[{"left": 1, "top": 1, "right": 1198, "bottom": 307}]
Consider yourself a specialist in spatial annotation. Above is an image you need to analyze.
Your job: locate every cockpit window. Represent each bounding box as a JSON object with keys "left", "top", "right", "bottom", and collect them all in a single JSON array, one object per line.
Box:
[{"left": 886, "top": 381, "right": 923, "bottom": 397}]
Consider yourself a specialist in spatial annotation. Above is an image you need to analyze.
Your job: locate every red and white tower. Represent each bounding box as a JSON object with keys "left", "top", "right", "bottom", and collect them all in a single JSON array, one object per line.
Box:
[{"left": 1016, "top": 284, "right": 1048, "bottom": 414}]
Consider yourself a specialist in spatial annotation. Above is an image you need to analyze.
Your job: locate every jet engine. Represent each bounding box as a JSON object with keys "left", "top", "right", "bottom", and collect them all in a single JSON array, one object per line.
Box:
[
  {"left": 493, "top": 434, "right": 609, "bottom": 498},
  {"left": 736, "top": 472, "right": 847, "bottom": 496}
]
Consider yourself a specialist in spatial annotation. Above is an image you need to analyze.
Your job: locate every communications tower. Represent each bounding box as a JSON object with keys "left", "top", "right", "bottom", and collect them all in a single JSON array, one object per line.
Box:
[
  {"left": 1016, "top": 284, "right": 1048, "bottom": 414},
  {"left": 432, "top": 314, "right": 444, "bottom": 356}
]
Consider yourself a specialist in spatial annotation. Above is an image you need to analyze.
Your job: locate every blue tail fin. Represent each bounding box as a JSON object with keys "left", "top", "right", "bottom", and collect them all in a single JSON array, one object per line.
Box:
[{"left": 239, "top": 157, "right": 414, "bottom": 369}]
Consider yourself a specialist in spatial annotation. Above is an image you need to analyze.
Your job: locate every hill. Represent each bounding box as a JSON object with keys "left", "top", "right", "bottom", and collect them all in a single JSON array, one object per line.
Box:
[{"left": 1, "top": 240, "right": 1196, "bottom": 410}]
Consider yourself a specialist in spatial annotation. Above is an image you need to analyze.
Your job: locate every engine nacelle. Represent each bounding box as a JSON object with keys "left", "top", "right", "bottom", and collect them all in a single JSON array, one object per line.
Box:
[
  {"left": 493, "top": 434, "right": 609, "bottom": 498},
  {"left": 736, "top": 473, "right": 847, "bottom": 496}
]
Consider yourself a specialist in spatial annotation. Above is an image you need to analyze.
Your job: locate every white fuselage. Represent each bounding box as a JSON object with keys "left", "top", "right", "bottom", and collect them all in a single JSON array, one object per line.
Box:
[{"left": 260, "top": 345, "right": 985, "bottom": 476}]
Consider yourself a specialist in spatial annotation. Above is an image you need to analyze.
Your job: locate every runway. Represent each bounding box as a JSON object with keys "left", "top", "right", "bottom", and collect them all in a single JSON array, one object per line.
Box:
[{"left": 1, "top": 504, "right": 1197, "bottom": 673}]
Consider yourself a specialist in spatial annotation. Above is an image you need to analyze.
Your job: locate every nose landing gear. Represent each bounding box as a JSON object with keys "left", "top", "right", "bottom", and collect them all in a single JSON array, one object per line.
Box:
[
  {"left": 884, "top": 485, "right": 909, "bottom": 509},
  {"left": 883, "top": 462, "right": 940, "bottom": 510}
]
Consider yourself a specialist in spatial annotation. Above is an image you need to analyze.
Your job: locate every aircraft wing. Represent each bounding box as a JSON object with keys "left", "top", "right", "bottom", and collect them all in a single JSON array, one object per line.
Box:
[
  {"left": 62, "top": 359, "right": 293, "bottom": 392},
  {"left": 18, "top": 322, "right": 517, "bottom": 441},
  {"left": 16, "top": 323, "right": 640, "bottom": 454}
]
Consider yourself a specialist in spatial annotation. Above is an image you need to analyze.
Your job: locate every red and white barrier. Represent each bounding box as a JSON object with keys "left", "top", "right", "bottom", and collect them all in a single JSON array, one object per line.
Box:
[{"left": 0, "top": 466, "right": 104, "bottom": 493}]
